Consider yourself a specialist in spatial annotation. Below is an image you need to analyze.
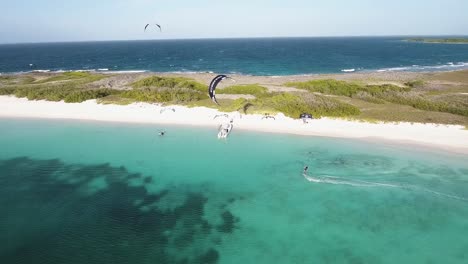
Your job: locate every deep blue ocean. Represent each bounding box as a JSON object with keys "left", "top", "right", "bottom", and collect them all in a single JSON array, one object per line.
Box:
[{"left": 1, "top": 37, "right": 468, "bottom": 75}]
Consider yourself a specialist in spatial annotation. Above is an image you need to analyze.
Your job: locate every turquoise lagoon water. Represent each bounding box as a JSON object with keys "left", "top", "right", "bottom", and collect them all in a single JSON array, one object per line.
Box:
[{"left": 1, "top": 118, "right": 467, "bottom": 264}]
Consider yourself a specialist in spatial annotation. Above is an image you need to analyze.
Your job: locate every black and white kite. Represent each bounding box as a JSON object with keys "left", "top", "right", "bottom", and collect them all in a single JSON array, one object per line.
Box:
[
  {"left": 144, "top": 23, "right": 162, "bottom": 32},
  {"left": 208, "top": 75, "right": 233, "bottom": 105}
]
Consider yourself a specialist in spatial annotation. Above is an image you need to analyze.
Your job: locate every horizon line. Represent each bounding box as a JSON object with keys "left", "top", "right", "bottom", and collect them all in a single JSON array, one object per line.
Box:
[{"left": 1, "top": 34, "right": 467, "bottom": 45}]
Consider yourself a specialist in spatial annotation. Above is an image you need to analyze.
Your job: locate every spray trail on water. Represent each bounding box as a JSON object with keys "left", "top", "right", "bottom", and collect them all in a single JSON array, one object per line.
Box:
[{"left": 303, "top": 173, "right": 468, "bottom": 201}]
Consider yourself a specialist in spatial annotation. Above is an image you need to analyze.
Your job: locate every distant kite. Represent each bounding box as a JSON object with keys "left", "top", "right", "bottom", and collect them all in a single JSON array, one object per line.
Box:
[
  {"left": 208, "top": 75, "right": 234, "bottom": 105},
  {"left": 144, "top": 23, "right": 162, "bottom": 32}
]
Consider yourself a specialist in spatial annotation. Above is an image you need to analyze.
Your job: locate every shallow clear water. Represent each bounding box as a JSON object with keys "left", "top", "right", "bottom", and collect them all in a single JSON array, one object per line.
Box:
[
  {"left": 1, "top": 118, "right": 468, "bottom": 264},
  {"left": 1, "top": 37, "right": 468, "bottom": 75}
]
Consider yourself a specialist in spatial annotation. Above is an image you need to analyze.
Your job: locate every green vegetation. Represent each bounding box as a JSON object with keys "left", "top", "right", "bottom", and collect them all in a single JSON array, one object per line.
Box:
[
  {"left": 404, "top": 80, "right": 425, "bottom": 88},
  {"left": 286, "top": 79, "right": 468, "bottom": 117},
  {"left": 353, "top": 91, "right": 386, "bottom": 104},
  {"left": 1, "top": 73, "right": 467, "bottom": 124},
  {"left": 132, "top": 76, "right": 206, "bottom": 92},
  {"left": 285, "top": 79, "right": 409, "bottom": 97},
  {"left": 188, "top": 92, "right": 360, "bottom": 118},
  {"left": 286, "top": 79, "right": 362, "bottom": 97},
  {"left": 217, "top": 84, "right": 268, "bottom": 96},
  {"left": 63, "top": 89, "right": 119, "bottom": 103},
  {"left": 0, "top": 87, "right": 15, "bottom": 95},
  {"left": 0, "top": 72, "right": 116, "bottom": 103},
  {"left": 35, "top": 72, "right": 105, "bottom": 84},
  {"left": 407, "top": 38, "right": 468, "bottom": 44},
  {"left": 97, "top": 96, "right": 137, "bottom": 105},
  {"left": 1, "top": 75, "right": 210, "bottom": 105},
  {"left": 340, "top": 97, "right": 468, "bottom": 126},
  {"left": 121, "top": 88, "right": 207, "bottom": 103},
  {"left": 0, "top": 76, "right": 15, "bottom": 85},
  {"left": 252, "top": 93, "right": 360, "bottom": 118},
  {"left": 0, "top": 75, "right": 34, "bottom": 85},
  {"left": 2, "top": 84, "right": 119, "bottom": 103},
  {"left": 377, "top": 91, "right": 468, "bottom": 117},
  {"left": 362, "top": 84, "right": 411, "bottom": 96},
  {"left": 128, "top": 76, "right": 209, "bottom": 103}
]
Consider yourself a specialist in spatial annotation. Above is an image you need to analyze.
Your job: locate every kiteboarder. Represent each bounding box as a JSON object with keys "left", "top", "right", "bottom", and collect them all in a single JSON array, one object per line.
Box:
[{"left": 303, "top": 166, "right": 309, "bottom": 174}]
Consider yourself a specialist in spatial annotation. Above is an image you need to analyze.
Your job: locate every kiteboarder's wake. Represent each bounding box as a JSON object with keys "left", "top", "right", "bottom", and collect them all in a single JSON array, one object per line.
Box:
[
  {"left": 302, "top": 171, "right": 468, "bottom": 201},
  {"left": 302, "top": 173, "right": 400, "bottom": 188}
]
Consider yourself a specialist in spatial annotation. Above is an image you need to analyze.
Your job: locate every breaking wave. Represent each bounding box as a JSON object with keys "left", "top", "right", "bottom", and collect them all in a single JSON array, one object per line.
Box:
[{"left": 375, "top": 62, "right": 468, "bottom": 72}]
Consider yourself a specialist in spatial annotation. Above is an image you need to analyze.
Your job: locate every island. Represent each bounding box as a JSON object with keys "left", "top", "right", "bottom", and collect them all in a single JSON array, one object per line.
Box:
[
  {"left": 407, "top": 38, "right": 468, "bottom": 44},
  {"left": 1, "top": 69, "right": 468, "bottom": 153}
]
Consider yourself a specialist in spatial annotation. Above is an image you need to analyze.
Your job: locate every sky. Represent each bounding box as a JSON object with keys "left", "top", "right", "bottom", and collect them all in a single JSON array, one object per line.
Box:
[{"left": 0, "top": 0, "right": 467, "bottom": 43}]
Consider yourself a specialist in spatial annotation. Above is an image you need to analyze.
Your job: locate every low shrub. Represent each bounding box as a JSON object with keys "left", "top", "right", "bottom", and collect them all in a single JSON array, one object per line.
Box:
[
  {"left": 286, "top": 79, "right": 409, "bottom": 97},
  {"left": 64, "top": 89, "right": 120, "bottom": 103},
  {"left": 404, "top": 80, "right": 425, "bottom": 88},
  {"left": 132, "top": 76, "right": 206, "bottom": 92},
  {"left": 250, "top": 93, "right": 360, "bottom": 118},
  {"left": 121, "top": 87, "right": 207, "bottom": 103},
  {"left": 217, "top": 84, "right": 268, "bottom": 96}
]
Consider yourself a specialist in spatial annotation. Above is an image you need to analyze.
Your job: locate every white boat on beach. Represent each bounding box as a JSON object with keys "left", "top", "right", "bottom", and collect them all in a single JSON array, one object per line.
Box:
[{"left": 218, "top": 123, "right": 233, "bottom": 139}]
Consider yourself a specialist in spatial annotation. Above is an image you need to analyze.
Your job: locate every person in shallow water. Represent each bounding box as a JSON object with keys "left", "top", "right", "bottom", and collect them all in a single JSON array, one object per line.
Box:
[{"left": 158, "top": 131, "right": 165, "bottom": 136}]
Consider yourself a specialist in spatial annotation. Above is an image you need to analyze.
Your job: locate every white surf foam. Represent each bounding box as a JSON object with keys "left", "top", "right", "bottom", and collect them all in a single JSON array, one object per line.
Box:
[
  {"left": 376, "top": 62, "right": 468, "bottom": 72},
  {"left": 106, "top": 70, "right": 148, "bottom": 74}
]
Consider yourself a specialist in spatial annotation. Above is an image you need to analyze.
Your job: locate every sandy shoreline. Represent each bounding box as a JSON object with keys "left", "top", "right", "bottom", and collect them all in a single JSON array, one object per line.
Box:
[{"left": 1, "top": 95, "right": 467, "bottom": 154}]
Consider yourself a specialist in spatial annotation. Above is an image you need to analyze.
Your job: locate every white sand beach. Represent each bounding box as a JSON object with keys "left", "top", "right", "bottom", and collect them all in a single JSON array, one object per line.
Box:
[{"left": 1, "top": 95, "right": 467, "bottom": 154}]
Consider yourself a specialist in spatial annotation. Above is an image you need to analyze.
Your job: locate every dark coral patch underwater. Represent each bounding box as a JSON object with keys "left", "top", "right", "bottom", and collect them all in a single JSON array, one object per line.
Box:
[{"left": 0, "top": 157, "right": 239, "bottom": 264}]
